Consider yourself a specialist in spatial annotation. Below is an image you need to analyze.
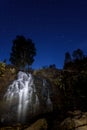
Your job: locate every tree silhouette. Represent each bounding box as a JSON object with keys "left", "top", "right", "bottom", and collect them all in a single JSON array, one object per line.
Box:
[
  {"left": 9, "top": 35, "right": 36, "bottom": 70},
  {"left": 72, "top": 49, "right": 84, "bottom": 61},
  {"left": 63, "top": 49, "right": 86, "bottom": 71},
  {"left": 63, "top": 52, "right": 72, "bottom": 69},
  {"left": 64, "top": 52, "right": 72, "bottom": 64}
]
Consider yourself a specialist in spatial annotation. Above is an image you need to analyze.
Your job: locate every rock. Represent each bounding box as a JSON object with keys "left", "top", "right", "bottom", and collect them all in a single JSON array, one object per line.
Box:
[
  {"left": 61, "top": 110, "right": 87, "bottom": 130},
  {"left": 67, "top": 110, "right": 82, "bottom": 119},
  {"left": 24, "top": 119, "right": 48, "bottom": 130}
]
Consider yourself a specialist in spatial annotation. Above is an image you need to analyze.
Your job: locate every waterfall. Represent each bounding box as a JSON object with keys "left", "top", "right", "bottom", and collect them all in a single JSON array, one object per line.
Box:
[{"left": 4, "top": 71, "right": 52, "bottom": 123}]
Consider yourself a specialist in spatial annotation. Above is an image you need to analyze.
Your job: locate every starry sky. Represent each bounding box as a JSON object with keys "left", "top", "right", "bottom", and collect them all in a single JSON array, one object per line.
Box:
[{"left": 0, "top": 0, "right": 87, "bottom": 69}]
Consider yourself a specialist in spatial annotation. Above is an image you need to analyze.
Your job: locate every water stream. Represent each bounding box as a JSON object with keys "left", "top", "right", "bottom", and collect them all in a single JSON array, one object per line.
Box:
[{"left": 4, "top": 71, "right": 52, "bottom": 122}]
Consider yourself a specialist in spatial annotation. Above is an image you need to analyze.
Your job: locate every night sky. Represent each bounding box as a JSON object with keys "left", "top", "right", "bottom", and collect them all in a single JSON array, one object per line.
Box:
[{"left": 1, "top": 0, "right": 87, "bottom": 69}]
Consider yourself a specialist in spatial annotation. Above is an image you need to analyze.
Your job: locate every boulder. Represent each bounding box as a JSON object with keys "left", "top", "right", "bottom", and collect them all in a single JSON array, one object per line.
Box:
[
  {"left": 24, "top": 119, "right": 47, "bottom": 130},
  {"left": 61, "top": 110, "right": 87, "bottom": 130}
]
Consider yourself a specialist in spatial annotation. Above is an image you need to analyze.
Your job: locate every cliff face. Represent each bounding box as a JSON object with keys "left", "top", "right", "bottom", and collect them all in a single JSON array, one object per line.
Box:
[
  {"left": 0, "top": 67, "right": 64, "bottom": 129},
  {"left": 0, "top": 67, "right": 87, "bottom": 129}
]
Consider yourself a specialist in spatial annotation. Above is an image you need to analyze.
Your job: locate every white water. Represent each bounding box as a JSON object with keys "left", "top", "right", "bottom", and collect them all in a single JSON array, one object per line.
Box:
[{"left": 4, "top": 71, "right": 52, "bottom": 122}]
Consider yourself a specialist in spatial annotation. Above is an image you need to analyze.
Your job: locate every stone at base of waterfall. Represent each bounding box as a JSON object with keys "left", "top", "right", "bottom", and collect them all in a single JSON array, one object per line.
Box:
[
  {"left": 24, "top": 119, "right": 48, "bottom": 130},
  {"left": 61, "top": 110, "right": 87, "bottom": 130}
]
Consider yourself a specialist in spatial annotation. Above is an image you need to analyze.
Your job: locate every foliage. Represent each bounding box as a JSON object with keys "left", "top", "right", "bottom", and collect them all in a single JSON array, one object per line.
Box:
[
  {"left": 53, "top": 76, "right": 65, "bottom": 90},
  {"left": 0, "top": 62, "right": 6, "bottom": 77},
  {"left": 72, "top": 48, "right": 84, "bottom": 60},
  {"left": 63, "top": 48, "right": 86, "bottom": 71},
  {"left": 64, "top": 52, "right": 72, "bottom": 64},
  {"left": 61, "top": 69, "right": 87, "bottom": 111},
  {"left": 49, "top": 64, "right": 56, "bottom": 68},
  {"left": 9, "top": 35, "right": 36, "bottom": 70}
]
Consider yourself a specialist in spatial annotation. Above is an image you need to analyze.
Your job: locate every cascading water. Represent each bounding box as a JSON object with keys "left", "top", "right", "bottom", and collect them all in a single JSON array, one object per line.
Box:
[{"left": 4, "top": 71, "right": 52, "bottom": 123}]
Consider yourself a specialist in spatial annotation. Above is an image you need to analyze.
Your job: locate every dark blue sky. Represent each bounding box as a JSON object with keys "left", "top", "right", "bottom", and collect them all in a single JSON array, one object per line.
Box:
[{"left": 1, "top": 0, "right": 87, "bottom": 69}]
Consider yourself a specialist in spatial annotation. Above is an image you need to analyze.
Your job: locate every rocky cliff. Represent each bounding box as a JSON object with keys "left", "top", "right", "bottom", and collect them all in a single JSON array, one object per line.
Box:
[{"left": 0, "top": 67, "right": 87, "bottom": 129}]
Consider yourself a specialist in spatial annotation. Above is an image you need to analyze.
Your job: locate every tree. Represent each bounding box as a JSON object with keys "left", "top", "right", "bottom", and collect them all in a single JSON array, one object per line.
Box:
[
  {"left": 9, "top": 35, "right": 36, "bottom": 70},
  {"left": 64, "top": 52, "right": 72, "bottom": 64},
  {"left": 49, "top": 64, "right": 56, "bottom": 68},
  {"left": 63, "top": 52, "right": 72, "bottom": 69},
  {"left": 72, "top": 49, "right": 84, "bottom": 61}
]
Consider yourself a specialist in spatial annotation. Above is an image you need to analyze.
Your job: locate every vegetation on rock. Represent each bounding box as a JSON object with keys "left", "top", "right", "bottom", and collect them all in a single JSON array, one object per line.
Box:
[{"left": 0, "top": 62, "right": 6, "bottom": 77}]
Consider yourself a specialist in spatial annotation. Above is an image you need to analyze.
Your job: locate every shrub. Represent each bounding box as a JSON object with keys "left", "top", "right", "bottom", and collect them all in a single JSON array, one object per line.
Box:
[{"left": 0, "top": 62, "right": 6, "bottom": 77}]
